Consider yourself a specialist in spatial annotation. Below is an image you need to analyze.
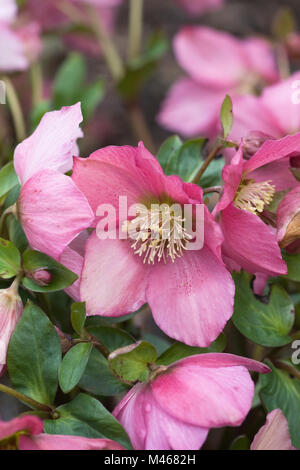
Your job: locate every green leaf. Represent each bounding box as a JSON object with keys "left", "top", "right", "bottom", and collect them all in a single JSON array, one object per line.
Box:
[
  {"left": 79, "top": 348, "right": 129, "bottom": 396},
  {"left": 282, "top": 252, "right": 300, "bottom": 282},
  {"left": 156, "top": 333, "right": 226, "bottom": 366},
  {"left": 260, "top": 361, "right": 300, "bottom": 449},
  {"left": 7, "top": 302, "right": 61, "bottom": 405},
  {"left": 220, "top": 94, "right": 233, "bottom": 139},
  {"left": 81, "top": 79, "right": 105, "bottom": 120},
  {"left": 198, "top": 157, "right": 224, "bottom": 189},
  {"left": 85, "top": 325, "right": 134, "bottom": 352},
  {"left": 22, "top": 250, "right": 77, "bottom": 292},
  {"left": 232, "top": 271, "right": 294, "bottom": 347},
  {"left": 109, "top": 341, "right": 158, "bottom": 383},
  {"left": 0, "top": 238, "right": 21, "bottom": 279},
  {"left": 0, "top": 162, "right": 18, "bottom": 198},
  {"left": 59, "top": 342, "right": 92, "bottom": 393},
  {"left": 230, "top": 435, "right": 250, "bottom": 450},
  {"left": 53, "top": 53, "right": 86, "bottom": 108},
  {"left": 157, "top": 135, "right": 183, "bottom": 174},
  {"left": 176, "top": 139, "right": 207, "bottom": 182},
  {"left": 44, "top": 393, "right": 132, "bottom": 449},
  {"left": 71, "top": 302, "right": 86, "bottom": 335},
  {"left": 7, "top": 217, "right": 28, "bottom": 253}
]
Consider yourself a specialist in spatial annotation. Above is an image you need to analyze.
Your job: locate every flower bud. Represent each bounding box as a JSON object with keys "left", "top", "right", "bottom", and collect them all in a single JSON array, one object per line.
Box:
[
  {"left": 29, "top": 269, "right": 52, "bottom": 287},
  {"left": 0, "top": 283, "right": 23, "bottom": 374},
  {"left": 243, "top": 131, "right": 275, "bottom": 159}
]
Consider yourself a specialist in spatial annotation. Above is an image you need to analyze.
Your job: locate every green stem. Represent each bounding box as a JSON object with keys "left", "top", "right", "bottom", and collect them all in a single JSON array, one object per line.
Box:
[
  {"left": 0, "top": 204, "right": 16, "bottom": 234},
  {"left": 0, "top": 384, "right": 53, "bottom": 413},
  {"left": 128, "top": 0, "right": 144, "bottom": 62},
  {"left": 127, "top": 103, "right": 156, "bottom": 154},
  {"left": 30, "top": 62, "right": 43, "bottom": 107},
  {"left": 86, "top": 5, "right": 124, "bottom": 82},
  {"left": 192, "top": 144, "right": 222, "bottom": 184},
  {"left": 2, "top": 77, "right": 26, "bottom": 142}
]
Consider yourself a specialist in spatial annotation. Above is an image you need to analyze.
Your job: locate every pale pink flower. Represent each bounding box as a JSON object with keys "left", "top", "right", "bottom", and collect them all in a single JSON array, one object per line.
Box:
[
  {"left": 72, "top": 143, "right": 235, "bottom": 347},
  {"left": 174, "top": 0, "right": 224, "bottom": 15},
  {"left": 0, "top": 0, "right": 28, "bottom": 72},
  {"left": 213, "top": 134, "right": 300, "bottom": 276},
  {"left": 158, "top": 26, "right": 278, "bottom": 138},
  {"left": 251, "top": 409, "right": 296, "bottom": 450},
  {"left": 0, "top": 280, "right": 23, "bottom": 376},
  {"left": 0, "top": 416, "right": 124, "bottom": 450},
  {"left": 14, "top": 103, "right": 94, "bottom": 260},
  {"left": 113, "top": 353, "right": 270, "bottom": 450}
]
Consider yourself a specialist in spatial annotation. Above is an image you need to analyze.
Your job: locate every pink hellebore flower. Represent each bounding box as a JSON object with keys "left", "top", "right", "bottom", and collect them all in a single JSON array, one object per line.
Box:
[
  {"left": 158, "top": 26, "right": 278, "bottom": 139},
  {"left": 14, "top": 103, "right": 94, "bottom": 260},
  {"left": 113, "top": 353, "right": 270, "bottom": 450},
  {"left": 0, "top": 0, "right": 28, "bottom": 72},
  {"left": 0, "top": 416, "right": 124, "bottom": 450},
  {"left": 0, "top": 279, "right": 22, "bottom": 376},
  {"left": 213, "top": 134, "right": 300, "bottom": 276},
  {"left": 72, "top": 143, "right": 235, "bottom": 347},
  {"left": 251, "top": 409, "right": 296, "bottom": 451},
  {"left": 174, "top": 0, "right": 224, "bottom": 15},
  {"left": 277, "top": 186, "right": 300, "bottom": 252}
]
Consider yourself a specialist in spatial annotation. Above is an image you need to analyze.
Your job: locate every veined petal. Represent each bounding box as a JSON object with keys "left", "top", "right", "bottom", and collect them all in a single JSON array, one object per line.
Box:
[
  {"left": 0, "top": 416, "right": 43, "bottom": 441},
  {"left": 0, "top": 26, "right": 28, "bottom": 72},
  {"left": 251, "top": 409, "right": 296, "bottom": 450},
  {"left": 19, "top": 434, "right": 125, "bottom": 450}
]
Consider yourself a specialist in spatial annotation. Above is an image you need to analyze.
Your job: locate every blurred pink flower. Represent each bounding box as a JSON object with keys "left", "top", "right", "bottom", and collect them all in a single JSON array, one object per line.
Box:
[
  {"left": 0, "top": 416, "right": 124, "bottom": 450},
  {"left": 213, "top": 134, "right": 300, "bottom": 276},
  {"left": 175, "top": 0, "right": 224, "bottom": 15},
  {"left": 72, "top": 143, "right": 235, "bottom": 347},
  {"left": 251, "top": 409, "right": 296, "bottom": 450},
  {"left": 0, "top": 279, "right": 23, "bottom": 376},
  {"left": 158, "top": 26, "right": 278, "bottom": 138},
  {"left": 0, "top": 0, "right": 28, "bottom": 72},
  {"left": 113, "top": 353, "right": 270, "bottom": 450},
  {"left": 14, "top": 103, "right": 94, "bottom": 260},
  {"left": 277, "top": 186, "right": 300, "bottom": 252}
]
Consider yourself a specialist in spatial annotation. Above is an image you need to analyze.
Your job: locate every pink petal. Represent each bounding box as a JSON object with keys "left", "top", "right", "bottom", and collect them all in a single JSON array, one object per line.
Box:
[
  {"left": 0, "top": 0, "right": 17, "bottom": 23},
  {"left": 0, "top": 416, "right": 43, "bottom": 440},
  {"left": 0, "top": 26, "right": 28, "bottom": 72},
  {"left": 157, "top": 78, "right": 223, "bottom": 138},
  {"left": 251, "top": 409, "right": 296, "bottom": 450},
  {"left": 19, "top": 434, "right": 125, "bottom": 450},
  {"left": 113, "top": 384, "right": 208, "bottom": 450},
  {"left": 146, "top": 246, "right": 234, "bottom": 347},
  {"left": 253, "top": 272, "right": 269, "bottom": 295},
  {"left": 151, "top": 353, "right": 269, "bottom": 429},
  {"left": 60, "top": 247, "right": 83, "bottom": 301},
  {"left": 0, "top": 285, "right": 23, "bottom": 370},
  {"left": 242, "top": 38, "right": 279, "bottom": 84},
  {"left": 220, "top": 203, "right": 287, "bottom": 276},
  {"left": 244, "top": 132, "right": 300, "bottom": 175},
  {"left": 277, "top": 187, "right": 300, "bottom": 243},
  {"left": 14, "top": 103, "right": 83, "bottom": 185},
  {"left": 247, "top": 159, "right": 298, "bottom": 192},
  {"left": 18, "top": 169, "right": 94, "bottom": 259},
  {"left": 80, "top": 232, "right": 148, "bottom": 317},
  {"left": 173, "top": 27, "right": 248, "bottom": 88},
  {"left": 214, "top": 147, "right": 244, "bottom": 214}
]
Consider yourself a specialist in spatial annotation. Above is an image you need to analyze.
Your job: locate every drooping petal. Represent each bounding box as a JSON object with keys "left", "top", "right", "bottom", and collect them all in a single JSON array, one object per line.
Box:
[
  {"left": 277, "top": 187, "right": 300, "bottom": 247},
  {"left": 247, "top": 159, "right": 298, "bottom": 192},
  {"left": 146, "top": 246, "right": 234, "bottom": 347},
  {"left": 14, "top": 103, "right": 83, "bottom": 185},
  {"left": 80, "top": 232, "right": 149, "bottom": 317},
  {"left": 173, "top": 27, "right": 248, "bottom": 88},
  {"left": 151, "top": 353, "right": 269, "bottom": 429},
  {"left": 251, "top": 409, "right": 296, "bottom": 450},
  {"left": 0, "top": 416, "right": 43, "bottom": 441},
  {"left": 18, "top": 169, "right": 94, "bottom": 259},
  {"left": 19, "top": 434, "right": 125, "bottom": 450},
  {"left": 157, "top": 78, "right": 223, "bottom": 138},
  {"left": 220, "top": 203, "right": 287, "bottom": 276},
  {"left": 0, "top": 284, "right": 22, "bottom": 372},
  {"left": 0, "top": 26, "right": 28, "bottom": 72},
  {"left": 113, "top": 383, "right": 209, "bottom": 450}
]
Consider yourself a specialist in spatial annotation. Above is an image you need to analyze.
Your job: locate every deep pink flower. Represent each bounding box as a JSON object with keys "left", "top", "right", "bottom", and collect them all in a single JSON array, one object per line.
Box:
[
  {"left": 0, "top": 416, "right": 124, "bottom": 450},
  {"left": 158, "top": 26, "right": 278, "bottom": 138},
  {"left": 251, "top": 409, "right": 296, "bottom": 450},
  {"left": 174, "top": 0, "right": 224, "bottom": 15},
  {"left": 113, "top": 353, "right": 270, "bottom": 450},
  {"left": 72, "top": 143, "right": 235, "bottom": 347},
  {"left": 213, "top": 134, "right": 300, "bottom": 276},
  {"left": 14, "top": 103, "right": 94, "bottom": 260},
  {"left": 0, "top": 280, "right": 23, "bottom": 376}
]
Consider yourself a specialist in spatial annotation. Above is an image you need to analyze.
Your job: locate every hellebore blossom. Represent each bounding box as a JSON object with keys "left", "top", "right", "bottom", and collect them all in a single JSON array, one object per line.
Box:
[
  {"left": 0, "top": 279, "right": 22, "bottom": 376},
  {"left": 0, "top": 0, "right": 28, "bottom": 72},
  {"left": 213, "top": 133, "right": 300, "bottom": 276},
  {"left": 158, "top": 26, "right": 278, "bottom": 138},
  {"left": 251, "top": 409, "right": 296, "bottom": 451},
  {"left": 14, "top": 103, "right": 94, "bottom": 260},
  {"left": 174, "top": 0, "right": 224, "bottom": 15},
  {"left": 113, "top": 353, "right": 270, "bottom": 450},
  {"left": 72, "top": 143, "right": 235, "bottom": 347},
  {"left": 277, "top": 187, "right": 300, "bottom": 252},
  {"left": 0, "top": 416, "right": 124, "bottom": 450}
]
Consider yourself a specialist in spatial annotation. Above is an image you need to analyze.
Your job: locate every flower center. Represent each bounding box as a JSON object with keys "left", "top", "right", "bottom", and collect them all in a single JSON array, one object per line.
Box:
[
  {"left": 122, "top": 203, "right": 192, "bottom": 264},
  {"left": 234, "top": 179, "right": 275, "bottom": 215}
]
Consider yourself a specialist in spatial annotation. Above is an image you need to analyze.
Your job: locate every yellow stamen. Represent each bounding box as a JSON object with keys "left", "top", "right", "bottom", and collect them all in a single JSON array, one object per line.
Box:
[{"left": 234, "top": 179, "right": 275, "bottom": 215}]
